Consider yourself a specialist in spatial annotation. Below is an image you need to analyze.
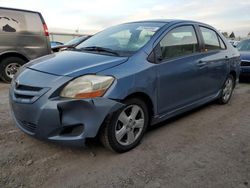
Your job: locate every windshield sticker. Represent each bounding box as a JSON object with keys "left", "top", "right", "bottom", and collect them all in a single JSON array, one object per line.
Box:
[{"left": 136, "top": 26, "right": 159, "bottom": 32}]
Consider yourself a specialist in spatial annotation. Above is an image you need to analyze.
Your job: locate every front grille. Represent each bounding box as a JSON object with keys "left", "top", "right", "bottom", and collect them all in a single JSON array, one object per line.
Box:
[
  {"left": 12, "top": 83, "right": 50, "bottom": 104},
  {"left": 241, "top": 60, "right": 250, "bottom": 67},
  {"left": 18, "top": 120, "right": 37, "bottom": 134}
]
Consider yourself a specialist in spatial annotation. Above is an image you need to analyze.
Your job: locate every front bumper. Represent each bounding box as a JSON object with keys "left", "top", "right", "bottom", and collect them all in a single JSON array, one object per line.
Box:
[{"left": 9, "top": 68, "right": 123, "bottom": 147}]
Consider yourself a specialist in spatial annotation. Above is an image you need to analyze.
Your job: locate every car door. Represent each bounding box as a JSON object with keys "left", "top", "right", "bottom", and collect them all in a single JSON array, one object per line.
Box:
[
  {"left": 197, "top": 26, "right": 229, "bottom": 98},
  {"left": 155, "top": 25, "right": 205, "bottom": 115}
]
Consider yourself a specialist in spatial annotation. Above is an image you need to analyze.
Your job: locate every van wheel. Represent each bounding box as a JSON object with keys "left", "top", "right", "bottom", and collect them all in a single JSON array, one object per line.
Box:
[
  {"left": 217, "top": 75, "right": 235, "bottom": 104},
  {"left": 100, "top": 98, "right": 149, "bottom": 153},
  {"left": 0, "top": 57, "right": 26, "bottom": 83}
]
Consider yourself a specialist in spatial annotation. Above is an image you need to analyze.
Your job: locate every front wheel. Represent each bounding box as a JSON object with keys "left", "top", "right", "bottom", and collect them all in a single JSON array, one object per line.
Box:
[
  {"left": 100, "top": 98, "right": 149, "bottom": 153},
  {"left": 0, "top": 57, "right": 26, "bottom": 83},
  {"left": 217, "top": 75, "right": 235, "bottom": 104}
]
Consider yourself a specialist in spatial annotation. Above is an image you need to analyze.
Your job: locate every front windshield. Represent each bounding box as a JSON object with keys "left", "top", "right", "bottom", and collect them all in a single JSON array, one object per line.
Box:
[
  {"left": 237, "top": 40, "right": 250, "bottom": 51},
  {"left": 76, "top": 22, "right": 166, "bottom": 56}
]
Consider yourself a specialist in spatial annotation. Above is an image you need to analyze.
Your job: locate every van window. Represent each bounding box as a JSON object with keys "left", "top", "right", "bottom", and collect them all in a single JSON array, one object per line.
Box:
[
  {"left": 200, "top": 27, "right": 221, "bottom": 51},
  {"left": 24, "top": 12, "right": 43, "bottom": 34},
  {"left": 159, "top": 25, "right": 199, "bottom": 60},
  {"left": 0, "top": 10, "right": 21, "bottom": 33},
  {"left": 0, "top": 9, "right": 42, "bottom": 35}
]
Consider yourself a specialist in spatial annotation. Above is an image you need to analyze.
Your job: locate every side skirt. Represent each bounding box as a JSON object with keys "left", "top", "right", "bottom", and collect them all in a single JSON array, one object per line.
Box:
[{"left": 151, "top": 91, "right": 221, "bottom": 125}]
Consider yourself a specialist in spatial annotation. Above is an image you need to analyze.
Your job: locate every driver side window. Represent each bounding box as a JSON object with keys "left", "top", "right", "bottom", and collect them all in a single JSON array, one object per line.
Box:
[{"left": 159, "top": 25, "right": 199, "bottom": 60}]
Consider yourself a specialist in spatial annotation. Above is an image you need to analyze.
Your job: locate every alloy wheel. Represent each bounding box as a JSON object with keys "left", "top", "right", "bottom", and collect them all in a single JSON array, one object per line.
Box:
[
  {"left": 5, "top": 63, "right": 21, "bottom": 79},
  {"left": 115, "top": 105, "right": 145, "bottom": 146},
  {"left": 222, "top": 77, "right": 233, "bottom": 102}
]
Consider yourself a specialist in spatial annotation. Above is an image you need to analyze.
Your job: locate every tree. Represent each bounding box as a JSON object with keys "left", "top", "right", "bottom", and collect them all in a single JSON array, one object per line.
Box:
[
  {"left": 222, "top": 32, "right": 228, "bottom": 38},
  {"left": 248, "top": 32, "right": 250, "bottom": 37},
  {"left": 229, "top": 32, "right": 235, "bottom": 39}
]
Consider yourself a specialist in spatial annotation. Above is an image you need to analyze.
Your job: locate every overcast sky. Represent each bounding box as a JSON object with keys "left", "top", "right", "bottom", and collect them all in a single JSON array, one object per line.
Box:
[{"left": 1, "top": 0, "right": 249, "bottom": 37}]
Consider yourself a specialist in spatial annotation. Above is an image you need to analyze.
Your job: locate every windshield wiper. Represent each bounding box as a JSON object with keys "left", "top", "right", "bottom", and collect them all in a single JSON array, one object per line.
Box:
[{"left": 80, "top": 46, "right": 120, "bottom": 56}]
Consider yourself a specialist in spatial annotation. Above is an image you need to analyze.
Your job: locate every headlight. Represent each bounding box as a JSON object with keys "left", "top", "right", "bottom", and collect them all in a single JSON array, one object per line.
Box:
[{"left": 60, "top": 75, "right": 114, "bottom": 99}]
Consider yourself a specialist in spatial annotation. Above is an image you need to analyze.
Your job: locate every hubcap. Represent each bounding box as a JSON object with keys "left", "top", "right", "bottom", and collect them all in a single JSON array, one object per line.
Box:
[
  {"left": 5, "top": 63, "right": 21, "bottom": 79},
  {"left": 115, "top": 105, "right": 145, "bottom": 146},
  {"left": 222, "top": 78, "right": 233, "bottom": 102}
]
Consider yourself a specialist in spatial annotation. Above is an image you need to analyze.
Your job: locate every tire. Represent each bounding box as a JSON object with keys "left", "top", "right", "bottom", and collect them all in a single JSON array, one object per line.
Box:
[
  {"left": 0, "top": 57, "right": 26, "bottom": 83},
  {"left": 217, "top": 75, "right": 235, "bottom": 104},
  {"left": 100, "top": 98, "right": 149, "bottom": 153}
]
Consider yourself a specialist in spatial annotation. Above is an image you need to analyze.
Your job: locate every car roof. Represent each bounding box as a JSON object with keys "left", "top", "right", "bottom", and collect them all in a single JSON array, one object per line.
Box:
[
  {"left": 127, "top": 19, "right": 206, "bottom": 25},
  {"left": 0, "top": 7, "right": 40, "bottom": 14},
  {"left": 124, "top": 19, "right": 215, "bottom": 29}
]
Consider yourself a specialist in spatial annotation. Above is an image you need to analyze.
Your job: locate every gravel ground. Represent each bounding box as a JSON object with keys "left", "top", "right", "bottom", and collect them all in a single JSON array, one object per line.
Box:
[{"left": 0, "top": 82, "right": 250, "bottom": 188}]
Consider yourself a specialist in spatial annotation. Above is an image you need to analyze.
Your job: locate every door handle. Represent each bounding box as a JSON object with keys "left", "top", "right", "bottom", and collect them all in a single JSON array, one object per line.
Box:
[{"left": 197, "top": 61, "right": 207, "bottom": 67}]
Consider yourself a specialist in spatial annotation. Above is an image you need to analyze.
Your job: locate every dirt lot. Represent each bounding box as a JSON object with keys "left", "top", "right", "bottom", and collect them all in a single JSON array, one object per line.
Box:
[{"left": 0, "top": 82, "right": 250, "bottom": 188}]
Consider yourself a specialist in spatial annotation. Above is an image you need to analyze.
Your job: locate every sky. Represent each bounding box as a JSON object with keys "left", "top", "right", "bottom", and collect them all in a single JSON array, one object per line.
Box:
[{"left": 0, "top": 0, "right": 250, "bottom": 37}]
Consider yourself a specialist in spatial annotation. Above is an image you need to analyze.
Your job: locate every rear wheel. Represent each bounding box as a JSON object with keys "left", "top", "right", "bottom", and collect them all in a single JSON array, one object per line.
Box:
[
  {"left": 217, "top": 75, "right": 235, "bottom": 104},
  {"left": 100, "top": 98, "right": 149, "bottom": 153},
  {"left": 0, "top": 57, "right": 26, "bottom": 83}
]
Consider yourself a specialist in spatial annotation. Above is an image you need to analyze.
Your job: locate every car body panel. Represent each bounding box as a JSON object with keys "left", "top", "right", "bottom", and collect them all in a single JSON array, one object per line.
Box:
[
  {"left": 25, "top": 51, "right": 129, "bottom": 77},
  {"left": 9, "top": 68, "right": 124, "bottom": 147},
  {"left": 239, "top": 51, "right": 250, "bottom": 76},
  {"left": 156, "top": 53, "right": 207, "bottom": 114},
  {"left": 237, "top": 39, "right": 250, "bottom": 76}
]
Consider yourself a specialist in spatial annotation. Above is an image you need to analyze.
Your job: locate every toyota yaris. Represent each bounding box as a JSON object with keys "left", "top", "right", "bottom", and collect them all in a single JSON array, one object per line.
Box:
[{"left": 9, "top": 20, "right": 240, "bottom": 153}]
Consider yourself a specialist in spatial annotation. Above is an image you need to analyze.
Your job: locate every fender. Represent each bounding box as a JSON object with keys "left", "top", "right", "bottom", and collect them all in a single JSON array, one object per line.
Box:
[{"left": 0, "top": 50, "right": 30, "bottom": 61}]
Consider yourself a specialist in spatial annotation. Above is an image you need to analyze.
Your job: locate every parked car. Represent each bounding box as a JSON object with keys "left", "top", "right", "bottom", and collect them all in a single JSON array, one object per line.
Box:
[
  {"left": 228, "top": 40, "right": 235, "bottom": 46},
  {"left": 50, "top": 41, "right": 64, "bottom": 48},
  {"left": 233, "top": 40, "right": 240, "bottom": 47},
  {"left": 0, "top": 7, "right": 51, "bottom": 83},
  {"left": 9, "top": 20, "right": 240, "bottom": 153},
  {"left": 237, "top": 39, "right": 250, "bottom": 79},
  {"left": 228, "top": 39, "right": 240, "bottom": 47},
  {"left": 52, "top": 35, "right": 92, "bottom": 52}
]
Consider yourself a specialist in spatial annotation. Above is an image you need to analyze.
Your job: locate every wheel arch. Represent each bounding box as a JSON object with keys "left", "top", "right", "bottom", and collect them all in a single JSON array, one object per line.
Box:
[
  {"left": 123, "top": 92, "right": 155, "bottom": 122},
  {"left": 229, "top": 70, "right": 237, "bottom": 87},
  {"left": 0, "top": 52, "right": 29, "bottom": 63}
]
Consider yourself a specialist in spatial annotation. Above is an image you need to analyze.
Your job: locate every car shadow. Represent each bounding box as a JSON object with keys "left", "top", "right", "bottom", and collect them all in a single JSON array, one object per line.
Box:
[
  {"left": 239, "top": 77, "right": 250, "bottom": 83},
  {"left": 147, "top": 101, "right": 214, "bottom": 132}
]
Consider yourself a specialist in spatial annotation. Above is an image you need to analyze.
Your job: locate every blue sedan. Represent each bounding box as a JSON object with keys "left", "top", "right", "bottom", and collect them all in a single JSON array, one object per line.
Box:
[
  {"left": 9, "top": 20, "right": 240, "bottom": 152},
  {"left": 237, "top": 39, "right": 250, "bottom": 78}
]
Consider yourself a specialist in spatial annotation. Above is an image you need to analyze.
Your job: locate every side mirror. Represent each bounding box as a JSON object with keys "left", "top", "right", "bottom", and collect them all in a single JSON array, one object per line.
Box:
[
  {"left": 155, "top": 44, "right": 163, "bottom": 63},
  {"left": 147, "top": 44, "right": 163, "bottom": 64}
]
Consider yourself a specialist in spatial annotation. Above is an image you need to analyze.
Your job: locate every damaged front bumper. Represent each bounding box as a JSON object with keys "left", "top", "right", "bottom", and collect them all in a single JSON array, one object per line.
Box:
[{"left": 9, "top": 68, "right": 123, "bottom": 147}]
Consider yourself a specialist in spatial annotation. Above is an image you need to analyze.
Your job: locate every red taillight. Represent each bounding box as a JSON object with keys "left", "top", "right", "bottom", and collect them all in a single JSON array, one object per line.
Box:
[{"left": 43, "top": 23, "right": 49, "bottom": 36}]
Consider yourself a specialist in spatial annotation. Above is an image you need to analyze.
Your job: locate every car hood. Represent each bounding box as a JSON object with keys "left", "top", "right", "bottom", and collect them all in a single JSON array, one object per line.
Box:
[
  {"left": 239, "top": 51, "right": 250, "bottom": 61},
  {"left": 26, "top": 51, "right": 128, "bottom": 77}
]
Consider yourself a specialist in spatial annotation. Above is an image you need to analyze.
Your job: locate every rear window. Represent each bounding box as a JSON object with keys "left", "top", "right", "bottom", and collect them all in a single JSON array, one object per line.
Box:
[{"left": 0, "top": 9, "right": 43, "bottom": 35}]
